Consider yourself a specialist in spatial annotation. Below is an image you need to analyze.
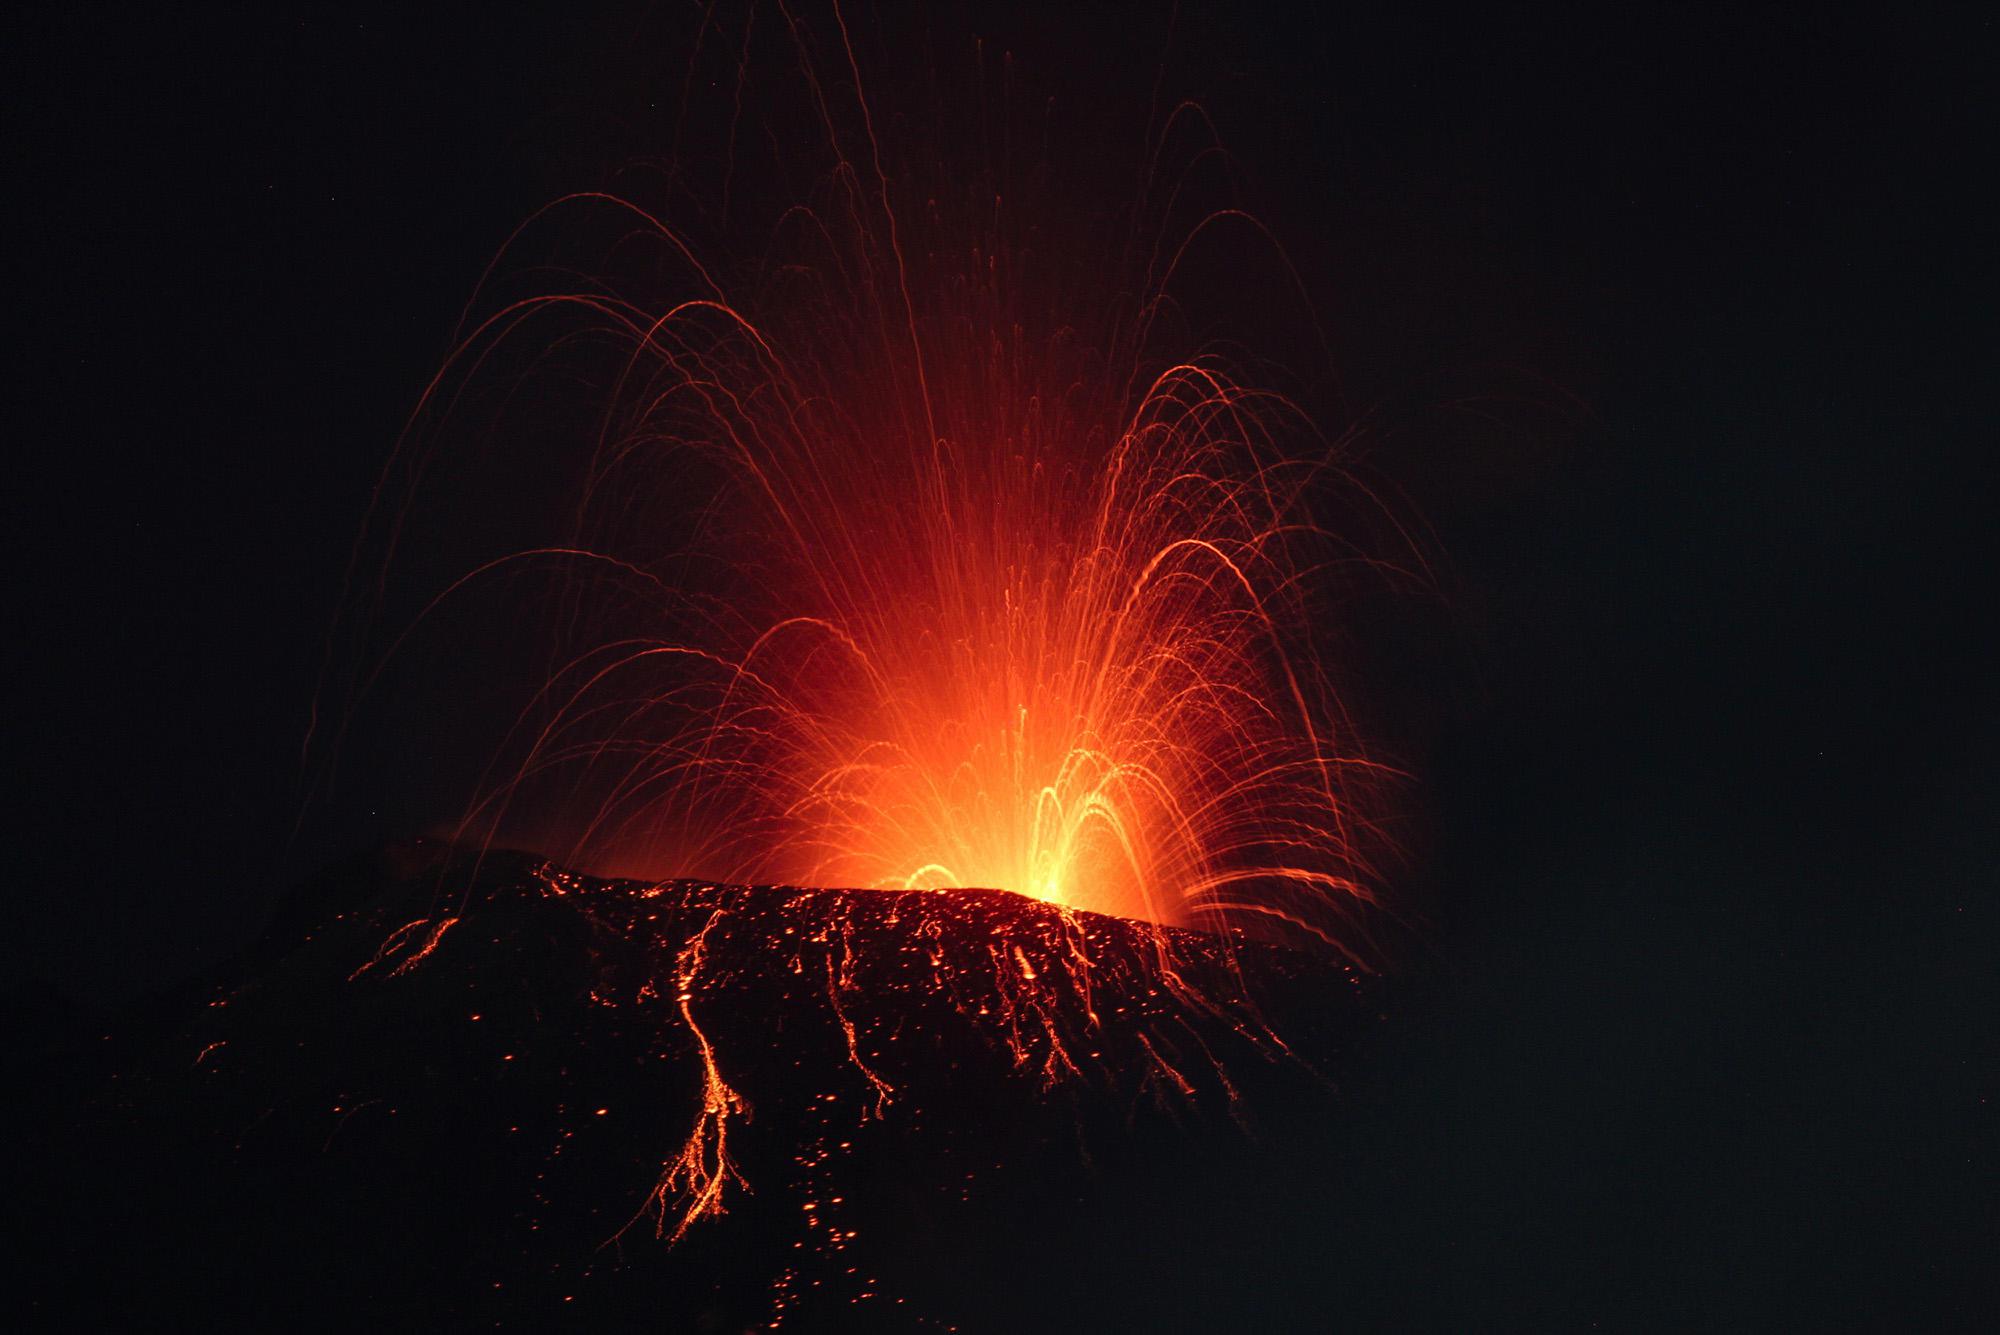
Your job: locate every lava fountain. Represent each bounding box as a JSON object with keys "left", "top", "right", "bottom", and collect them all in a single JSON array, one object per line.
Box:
[
  {"left": 337, "top": 75, "right": 1407, "bottom": 942},
  {"left": 303, "top": 8, "right": 1416, "bottom": 1317}
]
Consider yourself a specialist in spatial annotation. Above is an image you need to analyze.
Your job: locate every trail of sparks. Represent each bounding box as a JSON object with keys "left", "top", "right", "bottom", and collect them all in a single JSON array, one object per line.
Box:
[
  {"left": 346, "top": 915, "right": 460, "bottom": 981},
  {"left": 330, "top": 20, "right": 1410, "bottom": 947},
  {"left": 644, "top": 907, "right": 749, "bottom": 1244},
  {"left": 826, "top": 945, "right": 896, "bottom": 1120}
]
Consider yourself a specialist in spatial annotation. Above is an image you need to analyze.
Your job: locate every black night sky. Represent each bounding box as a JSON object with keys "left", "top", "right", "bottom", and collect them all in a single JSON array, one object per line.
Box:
[{"left": 11, "top": 3, "right": 1994, "bottom": 1328}]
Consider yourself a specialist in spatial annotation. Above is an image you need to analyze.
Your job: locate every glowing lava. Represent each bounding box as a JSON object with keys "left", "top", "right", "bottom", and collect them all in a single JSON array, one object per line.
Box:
[
  {"left": 515, "top": 855, "right": 1347, "bottom": 1312},
  {"left": 166, "top": 849, "right": 1376, "bottom": 1327},
  {"left": 346, "top": 110, "right": 1407, "bottom": 944}
]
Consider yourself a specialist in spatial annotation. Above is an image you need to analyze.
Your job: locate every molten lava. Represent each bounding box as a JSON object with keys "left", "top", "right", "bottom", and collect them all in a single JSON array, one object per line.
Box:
[
  {"left": 166, "top": 848, "right": 1366, "bottom": 1327},
  {"left": 358, "top": 167, "right": 1403, "bottom": 943},
  {"left": 524, "top": 860, "right": 1302, "bottom": 1253}
]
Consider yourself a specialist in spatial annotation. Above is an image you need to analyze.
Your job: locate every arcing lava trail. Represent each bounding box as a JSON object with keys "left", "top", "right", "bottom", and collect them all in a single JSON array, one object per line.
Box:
[{"left": 318, "top": 8, "right": 1416, "bottom": 948}]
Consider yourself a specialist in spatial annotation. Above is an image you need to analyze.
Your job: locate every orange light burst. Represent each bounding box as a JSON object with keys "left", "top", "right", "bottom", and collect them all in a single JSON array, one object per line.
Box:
[
  {"left": 333, "top": 25, "right": 1412, "bottom": 958},
  {"left": 390, "top": 201, "right": 1407, "bottom": 955}
]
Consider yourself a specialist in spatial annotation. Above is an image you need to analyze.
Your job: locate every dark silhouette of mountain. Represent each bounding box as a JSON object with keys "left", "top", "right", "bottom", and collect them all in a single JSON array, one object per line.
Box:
[{"left": 26, "top": 843, "right": 1377, "bottom": 1331}]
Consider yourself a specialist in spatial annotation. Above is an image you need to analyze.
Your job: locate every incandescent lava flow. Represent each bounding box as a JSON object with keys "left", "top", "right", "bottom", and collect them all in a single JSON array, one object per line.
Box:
[{"left": 91, "top": 844, "right": 1383, "bottom": 1330}]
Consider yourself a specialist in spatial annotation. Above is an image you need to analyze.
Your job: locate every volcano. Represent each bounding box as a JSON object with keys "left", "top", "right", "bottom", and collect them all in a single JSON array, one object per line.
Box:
[{"left": 30, "top": 843, "right": 1378, "bottom": 1331}]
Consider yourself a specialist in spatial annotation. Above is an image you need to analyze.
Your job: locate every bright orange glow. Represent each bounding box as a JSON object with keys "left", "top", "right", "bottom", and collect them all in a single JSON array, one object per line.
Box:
[
  {"left": 333, "top": 28, "right": 1411, "bottom": 956},
  {"left": 392, "top": 198, "right": 1405, "bottom": 951}
]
